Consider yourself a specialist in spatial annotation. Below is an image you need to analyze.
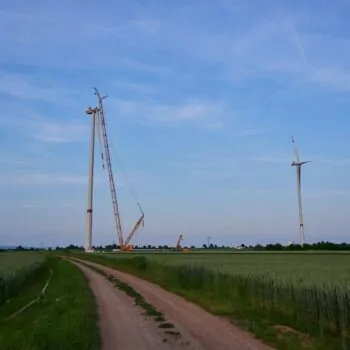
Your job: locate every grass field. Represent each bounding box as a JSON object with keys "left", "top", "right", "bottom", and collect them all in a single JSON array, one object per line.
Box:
[
  {"left": 0, "top": 252, "right": 48, "bottom": 307},
  {"left": 0, "top": 254, "right": 100, "bottom": 350},
  {"left": 126, "top": 252, "right": 350, "bottom": 288},
  {"left": 71, "top": 251, "right": 350, "bottom": 350}
]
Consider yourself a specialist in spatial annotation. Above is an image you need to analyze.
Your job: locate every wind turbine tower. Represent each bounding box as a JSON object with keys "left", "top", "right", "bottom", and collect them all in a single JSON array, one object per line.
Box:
[
  {"left": 85, "top": 106, "right": 99, "bottom": 253},
  {"left": 291, "top": 136, "right": 311, "bottom": 246}
]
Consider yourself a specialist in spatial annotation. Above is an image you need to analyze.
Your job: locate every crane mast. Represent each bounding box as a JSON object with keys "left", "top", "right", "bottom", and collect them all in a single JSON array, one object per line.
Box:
[
  {"left": 93, "top": 88, "right": 144, "bottom": 250},
  {"left": 94, "top": 88, "right": 124, "bottom": 248}
]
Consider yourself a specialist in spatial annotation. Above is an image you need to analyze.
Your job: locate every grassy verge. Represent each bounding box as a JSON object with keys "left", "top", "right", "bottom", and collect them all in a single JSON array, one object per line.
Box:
[
  {"left": 0, "top": 259, "right": 50, "bottom": 319},
  {"left": 0, "top": 257, "right": 100, "bottom": 350},
  {"left": 0, "top": 252, "right": 47, "bottom": 307},
  {"left": 74, "top": 259, "right": 181, "bottom": 339},
  {"left": 67, "top": 253, "right": 346, "bottom": 350}
]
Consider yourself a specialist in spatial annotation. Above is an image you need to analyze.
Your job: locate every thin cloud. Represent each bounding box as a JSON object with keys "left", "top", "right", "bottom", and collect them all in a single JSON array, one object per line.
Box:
[
  {"left": 312, "top": 157, "right": 350, "bottom": 166},
  {"left": 0, "top": 170, "right": 132, "bottom": 187},
  {"left": 0, "top": 154, "right": 28, "bottom": 166},
  {"left": 0, "top": 72, "right": 77, "bottom": 105},
  {"left": 309, "top": 68, "right": 350, "bottom": 92},
  {"left": 20, "top": 202, "right": 81, "bottom": 209},
  {"left": 32, "top": 120, "right": 89, "bottom": 143},
  {"left": 2, "top": 3, "right": 350, "bottom": 95},
  {"left": 110, "top": 99, "right": 228, "bottom": 129},
  {"left": 239, "top": 129, "right": 264, "bottom": 137},
  {"left": 252, "top": 157, "right": 290, "bottom": 164},
  {"left": 286, "top": 18, "right": 308, "bottom": 64},
  {"left": 112, "top": 80, "right": 158, "bottom": 94},
  {"left": 0, "top": 173, "right": 90, "bottom": 186},
  {"left": 0, "top": 111, "right": 89, "bottom": 144}
]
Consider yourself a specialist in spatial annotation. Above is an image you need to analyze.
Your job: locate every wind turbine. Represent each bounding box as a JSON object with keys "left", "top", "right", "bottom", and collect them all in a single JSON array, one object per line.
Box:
[
  {"left": 85, "top": 105, "right": 99, "bottom": 253},
  {"left": 291, "top": 136, "right": 311, "bottom": 246}
]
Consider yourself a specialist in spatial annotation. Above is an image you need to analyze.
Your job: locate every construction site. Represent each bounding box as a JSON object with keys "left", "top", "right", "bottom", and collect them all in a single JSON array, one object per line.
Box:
[{"left": 84, "top": 88, "right": 310, "bottom": 253}]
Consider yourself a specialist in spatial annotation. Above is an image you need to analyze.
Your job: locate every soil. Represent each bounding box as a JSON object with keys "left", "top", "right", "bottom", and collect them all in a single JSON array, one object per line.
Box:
[
  {"left": 72, "top": 261, "right": 189, "bottom": 349},
  {"left": 72, "top": 258, "right": 275, "bottom": 350}
]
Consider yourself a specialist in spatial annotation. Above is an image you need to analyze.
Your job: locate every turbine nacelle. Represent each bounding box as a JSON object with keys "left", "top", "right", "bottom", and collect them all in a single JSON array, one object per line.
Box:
[
  {"left": 291, "top": 160, "right": 311, "bottom": 166},
  {"left": 85, "top": 106, "right": 99, "bottom": 115}
]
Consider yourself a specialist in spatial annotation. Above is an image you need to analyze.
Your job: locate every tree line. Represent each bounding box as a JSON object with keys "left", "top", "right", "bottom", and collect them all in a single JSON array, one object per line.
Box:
[{"left": 2, "top": 241, "right": 350, "bottom": 252}]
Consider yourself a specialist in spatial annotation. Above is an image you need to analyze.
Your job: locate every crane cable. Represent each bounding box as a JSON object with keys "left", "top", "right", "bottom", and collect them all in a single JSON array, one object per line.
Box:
[
  {"left": 109, "top": 140, "right": 144, "bottom": 240},
  {"left": 109, "top": 137, "right": 144, "bottom": 221}
]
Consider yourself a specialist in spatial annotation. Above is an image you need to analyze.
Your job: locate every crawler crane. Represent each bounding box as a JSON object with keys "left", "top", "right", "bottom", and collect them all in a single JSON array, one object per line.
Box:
[
  {"left": 91, "top": 88, "right": 144, "bottom": 252},
  {"left": 175, "top": 234, "right": 189, "bottom": 252}
]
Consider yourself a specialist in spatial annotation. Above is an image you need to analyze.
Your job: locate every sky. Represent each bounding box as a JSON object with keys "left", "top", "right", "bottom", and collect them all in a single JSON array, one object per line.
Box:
[{"left": 1, "top": 0, "right": 350, "bottom": 247}]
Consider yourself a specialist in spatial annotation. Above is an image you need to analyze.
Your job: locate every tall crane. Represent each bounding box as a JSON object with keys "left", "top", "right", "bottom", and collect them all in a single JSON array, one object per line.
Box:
[
  {"left": 93, "top": 88, "right": 144, "bottom": 251},
  {"left": 176, "top": 234, "right": 183, "bottom": 250},
  {"left": 175, "top": 234, "right": 189, "bottom": 252}
]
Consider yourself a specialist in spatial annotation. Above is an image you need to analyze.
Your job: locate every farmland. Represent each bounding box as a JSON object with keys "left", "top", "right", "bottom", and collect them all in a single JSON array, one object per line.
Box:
[
  {"left": 73, "top": 251, "right": 350, "bottom": 349},
  {"left": 0, "top": 252, "right": 99, "bottom": 350},
  {"left": 0, "top": 252, "right": 48, "bottom": 307},
  {"left": 126, "top": 252, "right": 350, "bottom": 288}
]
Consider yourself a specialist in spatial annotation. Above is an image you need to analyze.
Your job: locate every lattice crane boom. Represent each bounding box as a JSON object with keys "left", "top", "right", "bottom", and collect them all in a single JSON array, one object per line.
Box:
[
  {"left": 94, "top": 88, "right": 124, "bottom": 248},
  {"left": 124, "top": 204, "right": 144, "bottom": 247},
  {"left": 93, "top": 88, "right": 144, "bottom": 250}
]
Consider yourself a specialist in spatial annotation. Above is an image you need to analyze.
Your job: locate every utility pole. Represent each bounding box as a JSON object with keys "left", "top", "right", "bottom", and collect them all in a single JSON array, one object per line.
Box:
[{"left": 85, "top": 106, "right": 99, "bottom": 252}]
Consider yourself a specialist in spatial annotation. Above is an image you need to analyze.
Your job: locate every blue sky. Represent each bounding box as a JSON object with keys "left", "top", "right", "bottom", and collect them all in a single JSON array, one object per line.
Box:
[{"left": 1, "top": 0, "right": 350, "bottom": 247}]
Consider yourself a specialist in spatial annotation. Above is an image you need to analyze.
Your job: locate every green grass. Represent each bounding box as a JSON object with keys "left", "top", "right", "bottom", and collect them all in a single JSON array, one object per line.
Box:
[
  {"left": 0, "top": 257, "right": 100, "bottom": 350},
  {"left": 100, "top": 251, "right": 350, "bottom": 288},
  {"left": 0, "top": 252, "right": 47, "bottom": 307},
  {"left": 68, "top": 252, "right": 350, "bottom": 350}
]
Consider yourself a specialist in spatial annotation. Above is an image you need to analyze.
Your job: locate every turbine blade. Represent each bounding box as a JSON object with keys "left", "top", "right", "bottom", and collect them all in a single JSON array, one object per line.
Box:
[{"left": 291, "top": 136, "right": 301, "bottom": 163}]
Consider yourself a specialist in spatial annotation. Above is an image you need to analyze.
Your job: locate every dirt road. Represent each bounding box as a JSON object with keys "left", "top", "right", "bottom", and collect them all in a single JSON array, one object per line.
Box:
[
  {"left": 72, "top": 259, "right": 274, "bottom": 350},
  {"left": 72, "top": 261, "right": 188, "bottom": 350}
]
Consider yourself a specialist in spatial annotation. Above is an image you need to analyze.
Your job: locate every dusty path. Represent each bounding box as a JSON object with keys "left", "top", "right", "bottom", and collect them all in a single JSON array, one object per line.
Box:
[
  {"left": 72, "top": 258, "right": 274, "bottom": 350},
  {"left": 71, "top": 261, "right": 190, "bottom": 350}
]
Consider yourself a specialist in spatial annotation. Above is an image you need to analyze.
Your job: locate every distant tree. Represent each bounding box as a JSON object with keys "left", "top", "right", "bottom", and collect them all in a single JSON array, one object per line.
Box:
[
  {"left": 190, "top": 245, "right": 195, "bottom": 249},
  {"left": 55, "top": 246, "right": 61, "bottom": 250},
  {"left": 202, "top": 244, "right": 207, "bottom": 249},
  {"left": 265, "top": 243, "right": 283, "bottom": 251}
]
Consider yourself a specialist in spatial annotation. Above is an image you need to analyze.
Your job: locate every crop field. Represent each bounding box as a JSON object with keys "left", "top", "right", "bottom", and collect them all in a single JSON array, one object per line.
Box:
[
  {"left": 79, "top": 251, "right": 350, "bottom": 348},
  {"left": 100, "top": 252, "right": 350, "bottom": 288},
  {"left": 0, "top": 253, "right": 99, "bottom": 350},
  {"left": 0, "top": 252, "right": 47, "bottom": 307}
]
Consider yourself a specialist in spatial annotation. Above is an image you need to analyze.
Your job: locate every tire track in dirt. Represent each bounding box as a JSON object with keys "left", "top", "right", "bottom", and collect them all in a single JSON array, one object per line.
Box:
[{"left": 73, "top": 258, "right": 274, "bottom": 350}]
